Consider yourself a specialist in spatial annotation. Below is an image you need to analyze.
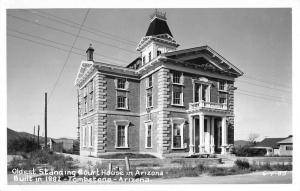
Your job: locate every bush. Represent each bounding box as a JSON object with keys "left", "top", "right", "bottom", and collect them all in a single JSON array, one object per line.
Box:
[
  {"left": 8, "top": 137, "right": 39, "bottom": 154},
  {"left": 234, "top": 146, "right": 266, "bottom": 157},
  {"left": 234, "top": 159, "right": 250, "bottom": 169}
]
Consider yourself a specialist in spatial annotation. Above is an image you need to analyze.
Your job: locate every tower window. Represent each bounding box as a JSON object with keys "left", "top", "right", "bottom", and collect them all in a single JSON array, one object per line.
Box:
[
  {"left": 157, "top": 50, "right": 161, "bottom": 56},
  {"left": 148, "top": 52, "right": 152, "bottom": 62}
]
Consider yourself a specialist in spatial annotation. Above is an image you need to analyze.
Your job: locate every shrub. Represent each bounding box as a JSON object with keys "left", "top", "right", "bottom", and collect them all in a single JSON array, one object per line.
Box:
[
  {"left": 234, "top": 159, "right": 250, "bottom": 169},
  {"left": 8, "top": 137, "right": 39, "bottom": 154}
]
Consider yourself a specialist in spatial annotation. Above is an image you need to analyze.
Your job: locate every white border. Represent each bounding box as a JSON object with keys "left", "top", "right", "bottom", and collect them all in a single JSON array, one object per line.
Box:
[{"left": 1, "top": 1, "right": 299, "bottom": 191}]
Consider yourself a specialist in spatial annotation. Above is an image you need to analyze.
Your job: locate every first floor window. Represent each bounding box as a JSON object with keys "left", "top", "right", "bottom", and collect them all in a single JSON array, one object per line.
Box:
[
  {"left": 89, "top": 125, "right": 93, "bottom": 147},
  {"left": 82, "top": 126, "right": 88, "bottom": 147},
  {"left": 145, "top": 123, "right": 152, "bottom": 148},
  {"left": 173, "top": 123, "right": 182, "bottom": 148},
  {"left": 172, "top": 85, "right": 183, "bottom": 105},
  {"left": 117, "top": 125, "right": 126, "bottom": 147}
]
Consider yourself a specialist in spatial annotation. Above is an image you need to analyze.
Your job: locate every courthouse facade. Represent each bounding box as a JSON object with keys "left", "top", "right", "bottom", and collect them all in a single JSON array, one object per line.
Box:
[{"left": 74, "top": 10, "right": 243, "bottom": 158}]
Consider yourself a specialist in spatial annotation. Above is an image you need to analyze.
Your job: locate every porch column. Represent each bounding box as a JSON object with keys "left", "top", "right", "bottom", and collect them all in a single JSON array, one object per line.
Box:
[
  {"left": 189, "top": 115, "right": 194, "bottom": 155},
  {"left": 221, "top": 117, "right": 228, "bottom": 154},
  {"left": 207, "top": 117, "right": 211, "bottom": 153},
  {"left": 210, "top": 117, "right": 215, "bottom": 153},
  {"left": 199, "top": 113, "right": 205, "bottom": 153}
]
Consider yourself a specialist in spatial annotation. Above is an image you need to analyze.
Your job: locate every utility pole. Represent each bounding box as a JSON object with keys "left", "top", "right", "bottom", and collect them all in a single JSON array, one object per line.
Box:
[
  {"left": 37, "top": 125, "right": 40, "bottom": 147},
  {"left": 33, "top": 125, "right": 35, "bottom": 141},
  {"left": 44, "top": 92, "right": 47, "bottom": 149}
]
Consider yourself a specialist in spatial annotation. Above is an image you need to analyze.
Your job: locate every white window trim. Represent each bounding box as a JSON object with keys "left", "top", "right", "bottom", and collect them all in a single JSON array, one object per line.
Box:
[
  {"left": 171, "top": 118, "right": 185, "bottom": 149},
  {"left": 88, "top": 125, "right": 93, "bottom": 147},
  {"left": 193, "top": 82, "right": 211, "bottom": 103},
  {"left": 146, "top": 88, "right": 153, "bottom": 108},
  {"left": 82, "top": 126, "right": 86, "bottom": 147},
  {"left": 114, "top": 120, "right": 130, "bottom": 148},
  {"left": 145, "top": 122, "right": 153, "bottom": 148},
  {"left": 171, "top": 71, "right": 184, "bottom": 85},
  {"left": 116, "top": 93, "right": 129, "bottom": 110},
  {"left": 171, "top": 84, "right": 184, "bottom": 106},
  {"left": 218, "top": 81, "right": 228, "bottom": 92}
]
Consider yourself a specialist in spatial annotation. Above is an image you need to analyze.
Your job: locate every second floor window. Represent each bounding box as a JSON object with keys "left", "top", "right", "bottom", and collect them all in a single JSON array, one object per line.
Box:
[
  {"left": 219, "top": 97, "right": 226, "bottom": 104},
  {"left": 172, "top": 85, "right": 183, "bottom": 105},
  {"left": 172, "top": 71, "right": 183, "bottom": 84},
  {"left": 117, "top": 78, "right": 126, "bottom": 89},
  {"left": 88, "top": 80, "right": 94, "bottom": 111},
  {"left": 148, "top": 75, "right": 153, "bottom": 87},
  {"left": 117, "top": 95, "right": 127, "bottom": 109},
  {"left": 219, "top": 81, "right": 226, "bottom": 91},
  {"left": 147, "top": 88, "right": 153, "bottom": 107}
]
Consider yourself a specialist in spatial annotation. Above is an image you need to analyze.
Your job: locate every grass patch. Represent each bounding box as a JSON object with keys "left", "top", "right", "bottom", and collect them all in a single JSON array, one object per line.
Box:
[
  {"left": 7, "top": 149, "right": 78, "bottom": 173},
  {"left": 98, "top": 153, "right": 156, "bottom": 159}
]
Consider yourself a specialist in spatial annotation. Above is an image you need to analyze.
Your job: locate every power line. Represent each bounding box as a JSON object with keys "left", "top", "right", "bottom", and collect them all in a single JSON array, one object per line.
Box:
[
  {"left": 7, "top": 14, "right": 138, "bottom": 55},
  {"left": 244, "top": 74, "right": 291, "bottom": 89},
  {"left": 7, "top": 34, "right": 124, "bottom": 66},
  {"left": 236, "top": 91, "right": 291, "bottom": 104},
  {"left": 237, "top": 79, "right": 291, "bottom": 92},
  {"left": 238, "top": 88, "right": 291, "bottom": 101},
  {"left": 8, "top": 29, "right": 129, "bottom": 64},
  {"left": 48, "top": 9, "right": 90, "bottom": 102},
  {"left": 22, "top": 9, "right": 137, "bottom": 47}
]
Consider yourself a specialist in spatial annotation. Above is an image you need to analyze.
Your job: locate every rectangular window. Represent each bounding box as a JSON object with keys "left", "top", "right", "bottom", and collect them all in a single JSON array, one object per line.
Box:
[
  {"left": 219, "top": 97, "right": 226, "bottom": 104},
  {"left": 89, "top": 80, "right": 94, "bottom": 111},
  {"left": 117, "top": 78, "right": 126, "bottom": 89},
  {"left": 286, "top": 146, "right": 293, "bottom": 150},
  {"left": 172, "top": 71, "right": 182, "bottom": 84},
  {"left": 89, "top": 125, "right": 93, "bottom": 147},
  {"left": 147, "top": 88, "right": 153, "bottom": 107},
  {"left": 142, "top": 56, "right": 146, "bottom": 65},
  {"left": 172, "top": 85, "right": 182, "bottom": 105},
  {"left": 173, "top": 124, "right": 182, "bottom": 148},
  {"left": 148, "top": 51, "right": 152, "bottom": 62},
  {"left": 85, "top": 126, "right": 88, "bottom": 147},
  {"left": 146, "top": 124, "right": 152, "bottom": 148},
  {"left": 117, "top": 125, "right": 126, "bottom": 147},
  {"left": 157, "top": 50, "right": 161, "bottom": 56},
  {"left": 148, "top": 75, "right": 153, "bottom": 87},
  {"left": 117, "top": 95, "right": 126, "bottom": 108},
  {"left": 219, "top": 81, "right": 226, "bottom": 91}
]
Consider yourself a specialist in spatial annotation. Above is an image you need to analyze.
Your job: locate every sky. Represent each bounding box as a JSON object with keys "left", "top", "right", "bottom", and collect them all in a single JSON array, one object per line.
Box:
[{"left": 6, "top": 8, "right": 292, "bottom": 141}]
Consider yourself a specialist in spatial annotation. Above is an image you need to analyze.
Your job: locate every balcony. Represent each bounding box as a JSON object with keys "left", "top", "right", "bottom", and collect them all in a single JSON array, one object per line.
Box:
[{"left": 188, "top": 101, "right": 227, "bottom": 112}]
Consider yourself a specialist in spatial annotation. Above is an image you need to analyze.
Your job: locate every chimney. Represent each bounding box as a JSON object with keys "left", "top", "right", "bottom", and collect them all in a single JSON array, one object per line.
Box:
[{"left": 86, "top": 44, "right": 94, "bottom": 61}]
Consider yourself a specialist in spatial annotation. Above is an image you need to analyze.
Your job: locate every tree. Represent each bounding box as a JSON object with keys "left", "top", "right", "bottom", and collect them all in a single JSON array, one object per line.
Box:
[{"left": 248, "top": 133, "right": 259, "bottom": 146}]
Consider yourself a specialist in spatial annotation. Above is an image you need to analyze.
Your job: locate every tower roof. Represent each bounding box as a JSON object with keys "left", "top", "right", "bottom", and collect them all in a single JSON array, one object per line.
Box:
[{"left": 145, "top": 10, "right": 173, "bottom": 37}]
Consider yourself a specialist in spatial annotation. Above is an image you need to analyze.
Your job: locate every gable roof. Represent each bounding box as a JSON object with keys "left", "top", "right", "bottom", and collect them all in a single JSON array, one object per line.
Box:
[
  {"left": 257, "top": 138, "right": 286, "bottom": 149},
  {"left": 164, "top": 45, "right": 244, "bottom": 77},
  {"left": 277, "top": 137, "right": 293, "bottom": 144},
  {"left": 146, "top": 18, "right": 173, "bottom": 37}
]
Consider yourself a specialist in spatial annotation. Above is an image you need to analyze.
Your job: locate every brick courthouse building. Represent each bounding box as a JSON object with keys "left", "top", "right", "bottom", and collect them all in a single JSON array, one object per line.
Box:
[{"left": 74, "top": 10, "right": 243, "bottom": 158}]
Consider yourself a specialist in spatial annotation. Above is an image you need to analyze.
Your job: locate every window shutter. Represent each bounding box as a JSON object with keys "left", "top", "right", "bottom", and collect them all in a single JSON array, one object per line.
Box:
[
  {"left": 114, "top": 79, "right": 117, "bottom": 88},
  {"left": 125, "top": 80, "right": 129, "bottom": 90}
]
